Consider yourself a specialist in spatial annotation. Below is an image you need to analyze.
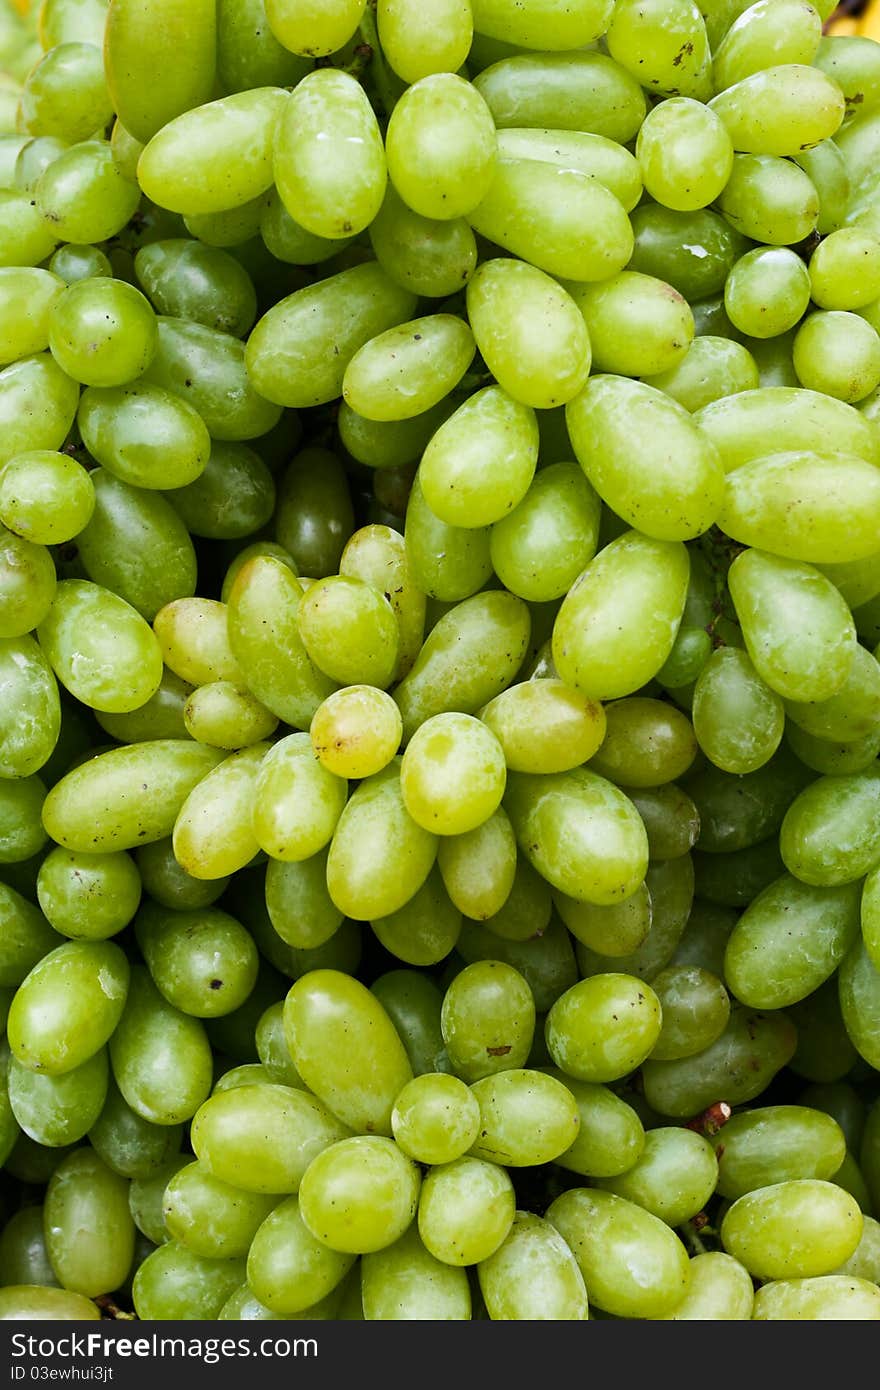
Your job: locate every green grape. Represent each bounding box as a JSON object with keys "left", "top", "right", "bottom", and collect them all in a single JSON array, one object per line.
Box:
[
  {"left": 607, "top": 0, "right": 712, "bottom": 100},
  {"left": 780, "top": 767, "right": 880, "bottom": 887},
  {"left": 753, "top": 1274, "right": 880, "bottom": 1320},
  {"left": 713, "top": 0, "right": 822, "bottom": 91},
  {"left": 78, "top": 382, "right": 209, "bottom": 491},
  {"left": 471, "top": 0, "right": 611, "bottom": 48},
  {"left": 718, "top": 153, "right": 819, "bottom": 245},
  {"left": 275, "top": 448, "right": 355, "bottom": 578},
  {"left": 0, "top": 524, "right": 56, "bottom": 637},
  {"left": 480, "top": 680, "right": 605, "bottom": 775},
  {"left": 629, "top": 205, "right": 749, "bottom": 302},
  {"left": 183, "top": 199, "right": 265, "bottom": 248},
  {"left": 362, "top": 1222, "right": 471, "bottom": 1320},
  {"left": 0, "top": 883, "right": 62, "bottom": 988},
  {"left": 255, "top": 1001, "right": 304, "bottom": 1087},
  {"left": 192, "top": 1079, "right": 350, "bottom": 1194},
  {"left": 686, "top": 745, "right": 812, "bottom": 854},
  {"left": 0, "top": 266, "right": 63, "bottom": 365},
  {"left": 245, "top": 1196, "right": 354, "bottom": 1315},
  {"left": 661, "top": 1251, "right": 755, "bottom": 1320},
  {"left": 46, "top": 239, "right": 111, "bottom": 283},
  {"left": 0, "top": 1206, "right": 59, "bottom": 1290},
  {"left": 489, "top": 463, "right": 600, "bottom": 604},
  {"left": 8, "top": 1046, "right": 107, "bottom": 1147},
  {"left": 435, "top": 809, "right": 517, "bottom": 923},
  {"left": 0, "top": 189, "right": 59, "bottom": 267},
  {"left": 19, "top": 41, "right": 112, "bottom": 145},
  {"left": 246, "top": 263, "right": 416, "bottom": 409},
  {"left": 45, "top": 1148, "right": 135, "bottom": 1297},
  {"left": 466, "top": 259, "right": 589, "bottom": 410},
  {"left": 274, "top": 68, "right": 385, "bottom": 238},
  {"left": 35, "top": 139, "right": 140, "bottom": 244},
  {"left": 298, "top": 1135, "right": 420, "bottom": 1255},
  {"left": 371, "top": 970, "right": 447, "bottom": 1077},
  {"left": 567, "top": 377, "right": 722, "bottom": 541},
  {"left": 588, "top": 697, "right": 697, "bottom": 789},
  {"left": 213, "top": 1065, "right": 272, "bottom": 1094},
  {"left": 792, "top": 311, "right": 880, "bottom": 403},
  {"left": 709, "top": 65, "right": 844, "bottom": 157},
  {"left": 724, "top": 247, "right": 812, "bottom": 339},
  {"left": 551, "top": 530, "right": 690, "bottom": 701},
  {"left": 555, "top": 882, "right": 651, "bottom": 958},
  {"left": 138, "top": 88, "right": 286, "bottom": 217},
  {"left": 109, "top": 966, "right": 212, "bottom": 1124},
  {"left": 417, "top": 1156, "right": 515, "bottom": 1266},
  {"left": 713, "top": 1105, "right": 847, "bottom": 1200},
  {"left": 49, "top": 278, "right": 156, "bottom": 390},
  {"left": 839, "top": 938, "right": 880, "bottom": 1070},
  {"left": 264, "top": 0, "right": 365, "bottom": 55},
  {"left": 721, "top": 1179, "right": 863, "bottom": 1279},
  {"left": 134, "top": 239, "right": 257, "bottom": 339},
  {"left": 636, "top": 98, "right": 733, "bottom": 212},
  {"left": 14, "top": 136, "right": 72, "bottom": 198},
  {"left": 162, "top": 1161, "right": 277, "bottom": 1260},
  {"left": 390, "top": 1073, "right": 480, "bottom": 1165},
  {"left": 226, "top": 557, "right": 338, "bottom": 727},
  {"left": 403, "top": 473, "right": 493, "bottom": 600},
  {"left": 808, "top": 227, "right": 880, "bottom": 311},
  {"left": 367, "top": 186, "right": 476, "bottom": 299},
  {"left": 109, "top": 120, "right": 143, "bottom": 183},
  {"left": 393, "top": 590, "right": 531, "bottom": 739},
  {"left": 35, "top": 847, "right": 140, "bottom": 942},
  {"left": 378, "top": 0, "right": 472, "bottom": 83},
  {"left": 132, "top": 1241, "right": 245, "bottom": 1320},
  {"left": 792, "top": 138, "right": 850, "bottom": 235},
  {"left": 0, "top": 353, "right": 79, "bottom": 469},
  {"left": 184, "top": 681, "right": 277, "bottom": 751},
  {"left": 217, "top": 0, "right": 312, "bottom": 92},
  {"left": 545, "top": 974, "right": 661, "bottom": 1084},
  {"left": 728, "top": 549, "right": 856, "bottom": 702},
  {"left": 818, "top": 552, "right": 880, "bottom": 609},
  {"left": 37, "top": 578, "right": 163, "bottom": 715},
  {"left": 480, "top": 854, "right": 551, "bottom": 943},
  {"left": 473, "top": 51, "right": 647, "bottom": 144},
  {"left": 266, "top": 850, "right": 344, "bottom": 951},
  {"left": 135, "top": 902, "right": 259, "bottom": 1019},
  {"left": 468, "top": 1069, "right": 579, "bottom": 1167},
  {"left": 89, "top": 1077, "right": 182, "bottom": 1180},
  {"left": 548, "top": 1071, "right": 645, "bottom": 1179},
  {"left": 0, "top": 776, "right": 47, "bottom": 864},
  {"left": 372, "top": 864, "right": 461, "bottom": 966},
  {"left": 650, "top": 964, "right": 731, "bottom": 1061},
  {"left": 172, "top": 742, "right": 269, "bottom": 881},
  {"left": 252, "top": 732, "right": 347, "bottom": 861},
  {"left": 418, "top": 385, "right": 538, "bottom": 529},
  {"left": 836, "top": 1214, "right": 880, "bottom": 1282},
  {"left": 144, "top": 315, "right": 281, "bottom": 441},
  {"left": 260, "top": 185, "right": 352, "bottom": 266},
  {"left": 343, "top": 314, "right": 474, "bottom": 422},
  {"left": 8, "top": 939, "right": 128, "bottom": 1075},
  {"left": 571, "top": 273, "right": 694, "bottom": 380},
  {"left": 284, "top": 968, "right": 412, "bottom": 1134},
  {"left": 166, "top": 441, "right": 275, "bottom": 540},
  {"left": 0, "top": 1286, "right": 99, "bottom": 1320},
  {"left": 77, "top": 471, "right": 196, "bottom": 621},
  {"left": 104, "top": 0, "right": 216, "bottom": 145},
  {"left": 296, "top": 575, "right": 399, "bottom": 688},
  {"left": 220, "top": 541, "right": 298, "bottom": 605},
  {"left": 595, "top": 1127, "right": 718, "bottom": 1226},
  {"left": 468, "top": 157, "right": 633, "bottom": 284},
  {"left": 477, "top": 1211, "right": 588, "bottom": 1321},
  {"left": 495, "top": 128, "right": 642, "bottom": 212},
  {"left": 815, "top": 34, "right": 880, "bottom": 126},
  {"left": 386, "top": 74, "right": 495, "bottom": 222},
  {"left": 310, "top": 686, "right": 402, "bottom": 781},
  {"left": 788, "top": 985, "right": 859, "bottom": 1084},
  {"left": 641, "top": 1005, "right": 797, "bottom": 1117},
  {"left": 399, "top": 712, "right": 506, "bottom": 837},
  {"left": 0, "top": 634, "right": 61, "bottom": 779},
  {"left": 692, "top": 647, "right": 784, "bottom": 774},
  {"left": 0, "top": 450, "right": 93, "bottom": 544},
  {"left": 695, "top": 386, "right": 880, "bottom": 470},
  {"left": 547, "top": 1187, "right": 690, "bottom": 1319},
  {"left": 786, "top": 645, "right": 880, "bottom": 745},
  {"left": 440, "top": 960, "right": 535, "bottom": 1083},
  {"left": 136, "top": 839, "right": 228, "bottom": 913},
  {"left": 671, "top": 899, "right": 739, "bottom": 976},
  {"left": 625, "top": 785, "right": 700, "bottom": 861}
]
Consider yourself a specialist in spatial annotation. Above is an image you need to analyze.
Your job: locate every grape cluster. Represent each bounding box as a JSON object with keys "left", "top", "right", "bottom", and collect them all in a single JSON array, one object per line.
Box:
[{"left": 1, "top": 0, "right": 880, "bottom": 1323}]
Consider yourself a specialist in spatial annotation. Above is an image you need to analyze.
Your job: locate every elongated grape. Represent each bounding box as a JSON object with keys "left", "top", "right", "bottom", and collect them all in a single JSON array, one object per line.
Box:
[
  {"left": 545, "top": 974, "right": 661, "bottom": 1083},
  {"left": 636, "top": 98, "right": 733, "bottom": 212},
  {"left": 386, "top": 74, "right": 496, "bottom": 222},
  {"left": 607, "top": 0, "right": 712, "bottom": 100},
  {"left": 0, "top": 524, "right": 56, "bottom": 638},
  {"left": 38, "top": 579, "right": 164, "bottom": 715},
  {"left": 589, "top": 698, "right": 698, "bottom": 789},
  {"left": 246, "top": 1195, "right": 353, "bottom": 1315},
  {"left": 718, "top": 153, "right": 819, "bottom": 244},
  {"left": 722, "top": 1179, "right": 862, "bottom": 1279},
  {"left": 191, "top": 1082, "right": 349, "bottom": 1194},
  {"left": 714, "top": 1105, "right": 847, "bottom": 1200},
  {"left": 326, "top": 762, "right": 437, "bottom": 919},
  {"left": 662, "top": 1251, "right": 755, "bottom": 1320},
  {"left": 0, "top": 450, "right": 94, "bottom": 546},
  {"left": 496, "top": 128, "right": 642, "bottom": 212},
  {"left": 489, "top": 463, "right": 600, "bottom": 604},
  {"left": 753, "top": 1274, "right": 880, "bottom": 1320},
  {"left": 642, "top": 1005, "right": 797, "bottom": 1117},
  {"left": 695, "top": 386, "right": 880, "bottom": 470},
  {"left": 36, "top": 140, "right": 140, "bottom": 245},
  {"left": 468, "top": 157, "right": 633, "bottom": 283},
  {"left": 468, "top": 1069, "right": 579, "bottom": 1167},
  {"left": 692, "top": 647, "right": 784, "bottom": 774},
  {"left": 36, "top": 847, "right": 141, "bottom": 942},
  {"left": 552, "top": 531, "right": 689, "bottom": 700},
  {"left": 440, "top": 960, "right": 535, "bottom": 1084},
  {"left": 595, "top": 1127, "right": 718, "bottom": 1226},
  {"left": 8, "top": 940, "right": 129, "bottom": 1075},
  {"left": 78, "top": 382, "right": 209, "bottom": 491},
  {"left": 45, "top": 1148, "right": 135, "bottom": 1297},
  {"left": 547, "top": 1187, "right": 690, "bottom": 1319},
  {"left": 418, "top": 385, "right": 538, "bottom": 529},
  {"left": 367, "top": 186, "right": 477, "bottom": 299},
  {"left": 104, "top": 0, "right": 216, "bottom": 145},
  {"left": 418, "top": 1157, "right": 515, "bottom": 1266},
  {"left": 132, "top": 1242, "right": 245, "bottom": 1320},
  {"left": 480, "top": 680, "right": 605, "bottom": 775},
  {"left": 343, "top": 315, "right": 474, "bottom": 423},
  {"left": 780, "top": 767, "right": 880, "bottom": 887},
  {"left": 0, "top": 353, "right": 79, "bottom": 469},
  {"left": 473, "top": 52, "right": 646, "bottom": 144}
]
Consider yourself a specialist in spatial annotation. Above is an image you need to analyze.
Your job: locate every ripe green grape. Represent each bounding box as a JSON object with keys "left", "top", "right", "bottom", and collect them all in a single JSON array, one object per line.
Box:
[
  {"left": 545, "top": 974, "right": 661, "bottom": 1084},
  {"left": 386, "top": 74, "right": 496, "bottom": 222},
  {"left": 473, "top": 51, "right": 647, "bottom": 144},
  {"left": 496, "top": 127, "right": 642, "bottom": 212},
  {"left": 709, "top": 65, "right": 845, "bottom": 157},
  {"left": 792, "top": 311, "right": 880, "bottom": 404},
  {"left": 104, "top": 0, "right": 216, "bottom": 145},
  {"left": 721, "top": 1179, "right": 863, "bottom": 1279},
  {"left": 692, "top": 646, "right": 784, "bottom": 774},
  {"left": 253, "top": 732, "right": 347, "bottom": 861},
  {"left": 246, "top": 1195, "right": 354, "bottom": 1315},
  {"left": 20, "top": 41, "right": 112, "bottom": 146},
  {"left": 718, "top": 153, "right": 819, "bottom": 245},
  {"left": 636, "top": 98, "right": 734, "bottom": 211},
  {"left": 36, "top": 847, "right": 141, "bottom": 941},
  {"left": 440, "top": 960, "right": 535, "bottom": 1083},
  {"left": 724, "top": 247, "right": 812, "bottom": 339},
  {"left": 8, "top": 939, "right": 129, "bottom": 1075},
  {"left": 417, "top": 1157, "right": 515, "bottom": 1266},
  {"left": 607, "top": 0, "right": 712, "bottom": 101},
  {"left": 713, "top": 0, "right": 822, "bottom": 92},
  {"left": 343, "top": 315, "right": 475, "bottom": 422},
  {"left": 45, "top": 1148, "right": 136, "bottom": 1298},
  {"left": 310, "top": 686, "right": 403, "bottom": 781},
  {"left": 0, "top": 450, "right": 94, "bottom": 544},
  {"left": 298, "top": 1135, "right": 420, "bottom": 1255}
]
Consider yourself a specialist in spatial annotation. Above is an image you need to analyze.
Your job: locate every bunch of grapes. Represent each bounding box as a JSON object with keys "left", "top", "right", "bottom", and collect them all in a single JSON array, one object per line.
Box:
[{"left": 1, "top": 0, "right": 880, "bottom": 1323}]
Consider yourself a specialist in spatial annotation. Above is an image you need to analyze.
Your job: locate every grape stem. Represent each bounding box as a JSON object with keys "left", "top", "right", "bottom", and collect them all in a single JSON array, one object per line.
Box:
[{"left": 679, "top": 1215, "right": 713, "bottom": 1258}]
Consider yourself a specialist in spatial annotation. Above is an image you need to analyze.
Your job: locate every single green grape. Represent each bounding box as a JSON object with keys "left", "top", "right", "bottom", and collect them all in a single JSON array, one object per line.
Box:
[{"left": 0, "top": 450, "right": 94, "bottom": 544}]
